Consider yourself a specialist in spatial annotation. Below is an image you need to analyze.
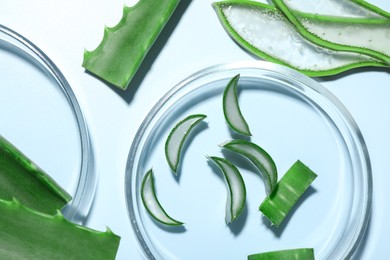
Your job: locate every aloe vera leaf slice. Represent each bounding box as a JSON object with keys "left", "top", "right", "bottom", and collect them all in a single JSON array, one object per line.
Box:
[
  {"left": 165, "top": 114, "right": 207, "bottom": 173},
  {"left": 272, "top": 0, "right": 390, "bottom": 63},
  {"left": 223, "top": 74, "right": 252, "bottom": 136},
  {"left": 82, "top": 0, "right": 180, "bottom": 89},
  {"left": 259, "top": 160, "right": 317, "bottom": 227},
  {"left": 0, "top": 198, "right": 120, "bottom": 259},
  {"left": 221, "top": 140, "right": 277, "bottom": 195},
  {"left": 141, "top": 169, "right": 184, "bottom": 226},
  {"left": 213, "top": 1, "right": 387, "bottom": 77},
  {"left": 208, "top": 156, "right": 246, "bottom": 223},
  {"left": 0, "top": 135, "right": 71, "bottom": 215},
  {"left": 274, "top": 0, "right": 387, "bottom": 18},
  {"left": 248, "top": 248, "right": 315, "bottom": 260},
  {"left": 351, "top": 0, "right": 390, "bottom": 19}
]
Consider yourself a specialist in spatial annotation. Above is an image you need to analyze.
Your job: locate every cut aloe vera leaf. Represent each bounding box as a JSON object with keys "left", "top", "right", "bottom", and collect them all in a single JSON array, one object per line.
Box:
[
  {"left": 0, "top": 135, "right": 72, "bottom": 215},
  {"left": 213, "top": 1, "right": 387, "bottom": 77},
  {"left": 141, "top": 169, "right": 183, "bottom": 226},
  {"left": 223, "top": 74, "right": 251, "bottom": 136},
  {"left": 208, "top": 156, "right": 246, "bottom": 223},
  {"left": 259, "top": 160, "right": 317, "bottom": 227},
  {"left": 273, "top": 0, "right": 390, "bottom": 63},
  {"left": 221, "top": 140, "right": 277, "bottom": 195},
  {"left": 82, "top": 0, "right": 180, "bottom": 89},
  {"left": 165, "top": 114, "right": 207, "bottom": 173},
  {"left": 275, "top": 0, "right": 388, "bottom": 18},
  {"left": 0, "top": 198, "right": 120, "bottom": 259},
  {"left": 248, "top": 248, "right": 315, "bottom": 260}
]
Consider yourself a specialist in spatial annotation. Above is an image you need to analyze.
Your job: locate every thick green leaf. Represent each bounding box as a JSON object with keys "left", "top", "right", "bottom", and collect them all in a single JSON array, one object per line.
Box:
[
  {"left": 259, "top": 160, "right": 317, "bottom": 227},
  {"left": 0, "top": 135, "right": 71, "bottom": 215},
  {"left": 248, "top": 248, "right": 315, "bottom": 260},
  {"left": 83, "top": 0, "right": 180, "bottom": 89},
  {"left": 0, "top": 198, "right": 120, "bottom": 259},
  {"left": 213, "top": 1, "right": 387, "bottom": 77},
  {"left": 272, "top": 0, "right": 390, "bottom": 63}
]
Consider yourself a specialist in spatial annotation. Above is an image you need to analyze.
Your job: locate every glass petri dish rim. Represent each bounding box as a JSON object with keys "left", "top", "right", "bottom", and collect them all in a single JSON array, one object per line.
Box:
[
  {"left": 0, "top": 24, "right": 96, "bottom": 223},
  {"left": 125, "top": 60, "right": 372, "bottom": 259}
]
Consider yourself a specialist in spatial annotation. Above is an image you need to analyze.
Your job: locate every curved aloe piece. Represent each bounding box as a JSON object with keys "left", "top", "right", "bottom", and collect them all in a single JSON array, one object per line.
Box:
[
  {"left": 82, "top": 0, "right": 180, "bottom": 89},
  {"left": 141, "top": 169, "right": 183, "bottom": 226},
  {"left": 0, "top": 135, "right": 71, "bottom": 215},
  {"left": 165, "top": 114, "right": 207, "bottom": 173},
  {"left": 260, "top": 160, "right": 317, "bottom": 227},
  {"left": 213, "top": 1, "right": 387, "bottom": 77},
  {"left": 208, "top": 156, "right": 246, "bottom": 223},
  {"left": 273, "top": 0, "right": 390, "bottom": 63},
  {"left": 248, "top": 248, "right": 315, "bottom": 260},
  {"left": 0, "top": 198, "right": 120, "bottom": 259},
  {"left": 276, "top": 0, "right": 388, "bottom": 18},
  {"left": 222, "top": 140, "right": 277, "bottom": 195},
  {"left": 223, "top": 74, "right": 251, "bottom": 136}
]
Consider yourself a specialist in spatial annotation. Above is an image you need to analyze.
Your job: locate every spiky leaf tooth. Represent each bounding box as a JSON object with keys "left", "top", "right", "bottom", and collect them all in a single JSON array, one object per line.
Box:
[
  {"left": 0, "top": 198, "right": 120, "bottom": 259},
  {"left": 0, "top": 135, "right": 71, "bottom": 215},
  {"left": 83, "top": 0, "right": 180, "bottom": 89}
]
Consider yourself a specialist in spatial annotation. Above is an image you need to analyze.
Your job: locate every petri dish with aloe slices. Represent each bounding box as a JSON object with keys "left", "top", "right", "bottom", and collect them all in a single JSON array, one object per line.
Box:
[
  {"left": 125, "top": 61, "right": 371, "bottom": 259},
  {"left": 0, "top": 25, "right": 96, "bottom": 223}
]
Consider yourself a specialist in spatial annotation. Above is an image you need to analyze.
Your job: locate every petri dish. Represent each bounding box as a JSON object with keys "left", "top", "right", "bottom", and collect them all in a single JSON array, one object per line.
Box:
[
  {"left": 125, "top": 61, "right": 371, "bottom": 259},
  {"left": 0, "top": 25, "right": 95, "bottom": 223}
]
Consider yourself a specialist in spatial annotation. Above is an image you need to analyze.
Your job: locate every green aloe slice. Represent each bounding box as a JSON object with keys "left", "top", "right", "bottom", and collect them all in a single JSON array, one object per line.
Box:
[
  {"left": 212, "top": 1, "right": 387, "bottom": 77},
  {"left": 223, "top": 74, "right": 251, "bottom": 136},
  {"left": 248, "top": 248, "right": 315, "bottom": 260},
  {"left": 165, "top": 114, "right": 207, "bottom": 173},
  {"left": 273, "top": 0, "right": 390, "bottom": 63},
  {"left": 276, "top": 0, "right": 388, "bottom": 18},
  {"left": 208, "top": 156, "right": 246, "bottom": 223},
  {"left": 221, "top": 140, "right": 277, "bottom": 195},
  {"left": 0, "top": 135, "right": 71, "bottom": 215},
  {"left": 0, "top": 198, "right": 120, "bottom": 259},
  {"left": 82, "top": 0, "right": 180, "bottom": 89},
  {"left": 141, "top": 169, "right": 183, "bottom": 226},
  {"left": 259, "top": 160, "right": 317, "bottom": 227}
]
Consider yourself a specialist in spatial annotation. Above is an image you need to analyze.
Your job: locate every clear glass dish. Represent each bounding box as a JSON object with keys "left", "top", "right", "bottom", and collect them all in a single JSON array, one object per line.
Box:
[
  {"left": 125, "top": 61, "right": 371, "bottom": 259},
  {"left": 0, "top": 25, "right": 95, "bottom": 223}
]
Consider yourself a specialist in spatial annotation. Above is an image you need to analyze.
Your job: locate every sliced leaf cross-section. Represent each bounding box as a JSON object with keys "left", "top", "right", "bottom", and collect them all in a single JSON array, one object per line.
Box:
[
  {"left": 165, "top": 114, "right": 207, "bottom": 173},
  {"left": 222, "top": 139, "right": 277, "bottom": 195},
  {"left": 208, "top": 156, "right": 246, "bottom": 223},
  {"left": 141, "top": 169, "right": 183, "bottom": 226}
]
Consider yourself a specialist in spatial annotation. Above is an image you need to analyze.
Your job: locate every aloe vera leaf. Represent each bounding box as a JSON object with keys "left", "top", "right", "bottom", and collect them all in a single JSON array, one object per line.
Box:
[
  {"left": 273, "top": 0, "right": 387, "bottom": 18},
  {"left": 208, "top": 156, "right": 246, "bottom": 223},
  {"left": 0, "top": 198, "right": 120, "bottom": 259},
  {"left": 259, "top": 160, "right": 317, "bottom": 227},
  {"left": 0, "top": 135, "right": 71, "bottom": 215},
  {"left": 351, "top": 0, "right": 390, "bottom": 19},
  {"left": 165, "top": 114, "right": 207, "bottom": 173},
  {"left": 213, "top": 1, "right": 387, "bottom": 77},
  {"left": 141, "top": 169, "right": 184, "bottom": 226},
  {"left": 82, "top": 0, "right": 180, "bottom": 90},
  {"left": 223, "top": 74, "right": 252, "bottom": 136},
  {"left": 272, "top": 0, "right": 390, "bottom": 63},
  {"left": 221, "top": 140, "right": 277, "bottom": 195},
  {"left": 248, "top": 248, "right": 315, "bottom": 260}
]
